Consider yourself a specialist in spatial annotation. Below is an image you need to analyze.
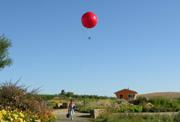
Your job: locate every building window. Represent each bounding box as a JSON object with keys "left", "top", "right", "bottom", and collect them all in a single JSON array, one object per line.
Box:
[{"left": 128, "top": 94, "right": 134, "bottom": 100}]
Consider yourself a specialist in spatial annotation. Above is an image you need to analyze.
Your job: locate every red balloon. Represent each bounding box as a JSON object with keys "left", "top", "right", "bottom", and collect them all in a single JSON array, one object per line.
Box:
[{"left": 81, "top": 12, "right": 98, "bottom": 29}]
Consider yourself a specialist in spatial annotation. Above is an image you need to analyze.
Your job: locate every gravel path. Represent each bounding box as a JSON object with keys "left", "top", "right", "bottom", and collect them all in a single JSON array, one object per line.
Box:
[{"left": 53, "top": 109, "right": 94, "bottom": 122}]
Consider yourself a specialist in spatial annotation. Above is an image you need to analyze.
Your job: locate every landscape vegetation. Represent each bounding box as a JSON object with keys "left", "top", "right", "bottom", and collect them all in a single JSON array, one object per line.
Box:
[{"left": 43, "top": 90, "right": 180, "bottom": 122}]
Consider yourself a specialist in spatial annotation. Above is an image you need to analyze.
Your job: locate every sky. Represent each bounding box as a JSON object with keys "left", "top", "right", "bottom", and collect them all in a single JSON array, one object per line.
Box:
[{"left": 0, "top": 0, "right": 180, "bottom": 96}]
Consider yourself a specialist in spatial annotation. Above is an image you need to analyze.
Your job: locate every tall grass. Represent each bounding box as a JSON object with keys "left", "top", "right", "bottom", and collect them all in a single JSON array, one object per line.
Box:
[{"left": 96, "top": 113, "right": 177, "bottom": 122}]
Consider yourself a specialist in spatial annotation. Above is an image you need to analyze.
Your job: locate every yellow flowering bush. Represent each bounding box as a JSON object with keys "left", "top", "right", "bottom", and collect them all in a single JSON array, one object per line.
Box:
[
  {"left": 0, "top": 81, "right": 56, "bottom": 122},
  {"left": 0, "top": 109, "right": 56, "bottom": 122}
]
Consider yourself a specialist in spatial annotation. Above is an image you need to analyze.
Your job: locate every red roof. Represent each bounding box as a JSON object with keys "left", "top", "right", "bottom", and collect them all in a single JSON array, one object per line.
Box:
[{"left": 114, "top": 89, "right": 137, "bottom": 94}]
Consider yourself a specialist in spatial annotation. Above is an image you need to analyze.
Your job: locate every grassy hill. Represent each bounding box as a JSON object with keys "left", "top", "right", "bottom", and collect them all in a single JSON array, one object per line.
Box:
[{"left": 137, "top": 92, "right": 180, "bottom": 99}]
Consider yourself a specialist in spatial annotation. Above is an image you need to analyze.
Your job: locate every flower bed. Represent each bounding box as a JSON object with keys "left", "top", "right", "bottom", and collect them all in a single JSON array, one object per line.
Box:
[{"left": 0, "top": 109, "right": 56, "bottom": 122}]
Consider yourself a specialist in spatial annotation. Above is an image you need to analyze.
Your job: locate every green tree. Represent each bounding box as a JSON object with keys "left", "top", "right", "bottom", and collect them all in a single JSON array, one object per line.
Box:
[
  {"left": 60, "top": 89, "right": 65, "bottom": 95},
  {"left": 0, "top": 35, "right": 12, "bottom": 70},
  {"left": 66, "top": 92, "right": 74, "bottom": 97}
]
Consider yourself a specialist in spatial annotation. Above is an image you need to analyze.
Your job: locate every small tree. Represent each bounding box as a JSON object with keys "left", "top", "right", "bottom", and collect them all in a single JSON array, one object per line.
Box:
[
  {"left": 60, "top": 89, "right": 65, "bottom": 95},
  {"left": 0, "top": 35, "right": 12, "bottom": 70}
]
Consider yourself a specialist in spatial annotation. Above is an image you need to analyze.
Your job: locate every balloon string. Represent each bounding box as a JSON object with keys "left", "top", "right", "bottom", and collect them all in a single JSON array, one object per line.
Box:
[{"left": 87, "top": 29, "right": 91, "bottom": 40}]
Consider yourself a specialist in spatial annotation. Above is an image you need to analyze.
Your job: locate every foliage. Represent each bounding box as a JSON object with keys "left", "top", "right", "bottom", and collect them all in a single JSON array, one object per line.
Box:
[
  {"left": 78, "top": 96, "right": 180, "bottom": 114},
  {"left": 58, "top": 90, "right": 114, "bottom": 100},
  {"left": 76, "top": 99, "right": 116, "bottom": 113},
  {"left": 0, "top": 109, "right": 28, "bottom": 122},
  {"left": 131, "top": 96, "right": 180, "bottom": 112},
  {"left": 148, "top": 97, "right": 180, "bottom": 112},
  {"left": 132, "top": 96, "right": 148, "bottom": 105},
  {"left": 0, "top": 81, "right": 56, "bottom": 121},
  {"left": 174, "top": 112, "right": 180, "bottom": 122},
  {"left": 40, "top": 90, "right": 180, "bottom": 114},
  {"left": 107, "top": 103, "right": 143, "bottom": 113},
  {"left": 39, "top": 94, "right": 57, "bottom": 101},
  {"left": 0, "top": 35, "right": 12, "bottom": 70},
  {"left": 142, "top": 102, "right": 154, "bottom": 112},
  {"left": 0, "top": 109, "right": 56, "bottom": 122},
  {"left": 96, "top": 113, "right": 174, "bottom": 122}
]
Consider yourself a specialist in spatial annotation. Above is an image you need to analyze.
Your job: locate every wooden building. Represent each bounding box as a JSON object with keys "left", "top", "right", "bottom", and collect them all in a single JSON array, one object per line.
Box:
[{"left": 114, "top": 89, "right": 137, "bottom": 101}]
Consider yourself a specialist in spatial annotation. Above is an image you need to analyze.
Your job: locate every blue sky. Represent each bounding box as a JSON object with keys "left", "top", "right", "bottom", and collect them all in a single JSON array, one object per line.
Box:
[{"left": 0, "top": 0, "right": 180, "bottom": 96}]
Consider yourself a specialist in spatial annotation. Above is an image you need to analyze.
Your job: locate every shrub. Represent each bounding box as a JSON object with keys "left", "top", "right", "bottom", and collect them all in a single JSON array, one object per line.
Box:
[
  {"left": 0, "top": 81, "right": 56, "bottom": 121},
  {"left": 148, "top": 97, "right": 180, "bottom": 112},
  {"left": 0, "top": 109, "right": 56, "bottom": 122},
  {"left": 132, "top": 96, "right": 148, "bottom": 105},
  {"left": 0, "top": 81, "right": 45, "bottom": 112},
  {"left": 131, "top": 105, "right": 143, "bottom": 112},
  {"left": 142, "top": 102, "right": 154, "bottom": 112},
  {"left": 96, "top": 113, "right": 174, "bottom": 122},
  {"left": 106, "top": 102, "right": 143, "bottom": 113},
  {"left": 76, "top": 99, "right": 116, "bottom": 113},
  {"left": 174, "top": 112, "right": 180, "bottom": 122}
]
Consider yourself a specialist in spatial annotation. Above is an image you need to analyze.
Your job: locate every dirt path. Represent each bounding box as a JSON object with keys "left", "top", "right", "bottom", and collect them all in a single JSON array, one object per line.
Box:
[{"left": 53, "top": 109, "right": 94, "bottom": 122}]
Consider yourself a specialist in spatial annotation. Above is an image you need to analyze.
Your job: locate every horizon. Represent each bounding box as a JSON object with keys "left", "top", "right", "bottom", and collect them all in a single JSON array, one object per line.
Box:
[
  {"left": 1, "top": 0, "right": 180, "bottom": 96},
  {"left": 39, "top": 89, "right": 180, "bottom": 97}
]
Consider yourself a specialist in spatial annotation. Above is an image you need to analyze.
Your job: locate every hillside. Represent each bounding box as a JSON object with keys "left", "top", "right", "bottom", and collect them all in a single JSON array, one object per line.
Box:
[{"left": 137, "top": 92, "right": 180, "bottom": 99}]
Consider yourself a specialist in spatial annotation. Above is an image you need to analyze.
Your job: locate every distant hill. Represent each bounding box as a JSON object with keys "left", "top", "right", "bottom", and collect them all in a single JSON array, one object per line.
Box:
[{"left": 137, "top": 92, "right": 180, "bottom": 99}]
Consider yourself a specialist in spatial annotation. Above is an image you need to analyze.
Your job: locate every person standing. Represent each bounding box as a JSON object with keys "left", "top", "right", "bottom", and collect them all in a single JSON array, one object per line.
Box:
[{"left": 67, "top": 99, "right": 76, "bottom": 120}]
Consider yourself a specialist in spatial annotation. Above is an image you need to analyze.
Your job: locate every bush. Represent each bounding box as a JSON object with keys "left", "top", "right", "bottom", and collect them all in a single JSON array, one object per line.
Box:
[
  {"left": 0, "top": 109, "right": 56, "bottom": 122},
  {"left": 106, "top": 102, "right": 143, "bottom": 113},
  {"left": 76, "top": 99, "right": 115, "bottom": 113},
  {"left": 132, "top": 96, "right": 148, "bottom": 105},
  {"left": 148, "top": 97, "right": 180, "bottom": 112},
  {"left": 96, "top": 113, "right": 174, "bottom": 122},
  {"left": 174, "top": 112, "right": 180, "bottom": 122},
  {"left": 0, "top": 81, "right": 56, "bottom": 121},
  {"left": 142, "top": 102, "right": 154, "bottom": 112},
  {"left": 0, "top": 81, "right": 43, "bottom": 112}
]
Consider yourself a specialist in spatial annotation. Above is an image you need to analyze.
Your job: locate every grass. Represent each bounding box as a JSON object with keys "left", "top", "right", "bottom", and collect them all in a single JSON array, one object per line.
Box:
[{"left": 96, "top": 112, "right": 180, "bottom": 122}]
